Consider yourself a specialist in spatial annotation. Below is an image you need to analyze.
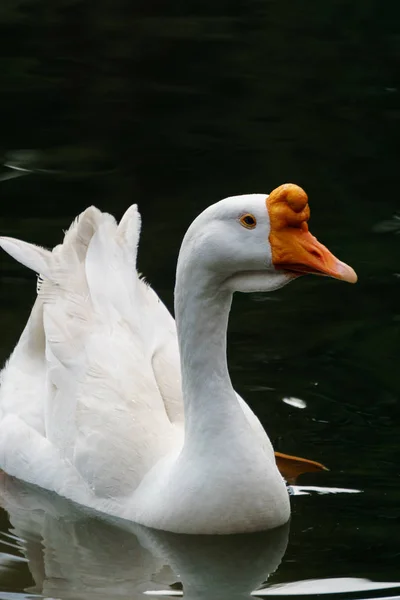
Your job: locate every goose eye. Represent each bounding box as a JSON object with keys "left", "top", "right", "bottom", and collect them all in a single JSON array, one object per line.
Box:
[{"left": 240, "top": 214, "right": 257, "bottom": 229}]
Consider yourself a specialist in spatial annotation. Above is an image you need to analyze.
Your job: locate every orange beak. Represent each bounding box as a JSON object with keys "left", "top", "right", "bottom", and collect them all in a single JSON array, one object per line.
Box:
[{"left": 267, "top": 184, "right": 357, "bottom": 283}]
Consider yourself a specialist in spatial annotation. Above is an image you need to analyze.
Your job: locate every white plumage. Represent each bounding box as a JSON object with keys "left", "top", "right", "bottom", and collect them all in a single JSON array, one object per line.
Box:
[
  {"left": 0, "top": 187, "right": 356, "bottom": 533},
  {"left": 0, "top": 206, "right": 185, "bottom": 506}
]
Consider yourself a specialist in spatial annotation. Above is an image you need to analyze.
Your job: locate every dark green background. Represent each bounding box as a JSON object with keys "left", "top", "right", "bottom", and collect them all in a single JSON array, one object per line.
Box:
[{"left": 0, "top": 0, "right": 399, "bottom": 596}]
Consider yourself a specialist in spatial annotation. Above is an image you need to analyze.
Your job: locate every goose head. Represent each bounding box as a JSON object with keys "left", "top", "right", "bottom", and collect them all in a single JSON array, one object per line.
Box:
[{"left": 178, "top": 183, "right": 357, "bottom": 293}]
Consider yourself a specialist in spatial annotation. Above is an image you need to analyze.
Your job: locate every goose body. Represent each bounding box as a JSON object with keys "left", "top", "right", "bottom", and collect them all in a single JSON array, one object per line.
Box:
[{"left": 0, "top": 184, "right": 356, "bottom": 534}]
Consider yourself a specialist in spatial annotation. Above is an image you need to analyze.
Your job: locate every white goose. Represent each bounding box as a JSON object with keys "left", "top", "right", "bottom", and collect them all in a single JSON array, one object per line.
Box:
[{"left": 0, "top": 184, "right": 356, "bottom": 534}]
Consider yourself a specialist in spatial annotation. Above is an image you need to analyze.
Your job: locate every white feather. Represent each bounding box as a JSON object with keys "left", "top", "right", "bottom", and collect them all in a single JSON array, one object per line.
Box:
[
  {"left": 0, "top": 195, "right": 296, "bottom": 534},
  {"left": 0, "top": 237, "right": 52, "bottom": 279}
]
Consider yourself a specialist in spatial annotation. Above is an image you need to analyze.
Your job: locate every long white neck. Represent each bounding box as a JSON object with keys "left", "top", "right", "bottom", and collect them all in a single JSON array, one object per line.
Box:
[{"left": 174, "top": 248, "right": 248, "bottom": 448}]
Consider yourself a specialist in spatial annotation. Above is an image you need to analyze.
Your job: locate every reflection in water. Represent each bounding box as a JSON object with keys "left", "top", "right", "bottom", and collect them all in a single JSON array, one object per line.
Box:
[
  {"left": 289, "top": 485, "right": 361, "bottom": 496},
  {"left": 259, "top": 578, "right": 400, "bottom": 597},
  {"left": 0, "top": 474, "right": 289, "bottom": 600},
  {"left": 1, "top": 476, "right": 399, "bottom": 600}
]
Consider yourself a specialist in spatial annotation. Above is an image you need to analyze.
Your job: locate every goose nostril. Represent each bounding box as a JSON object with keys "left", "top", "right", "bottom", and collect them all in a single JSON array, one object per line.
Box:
[{"left": 310, "top": 249, "right": 322, "bottom": 259}]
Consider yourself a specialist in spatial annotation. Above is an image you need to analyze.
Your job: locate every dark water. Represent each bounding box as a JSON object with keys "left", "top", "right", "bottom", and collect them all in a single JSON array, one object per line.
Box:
[{"left": 0, "top": 1, "right": 399, "bottom": 598}]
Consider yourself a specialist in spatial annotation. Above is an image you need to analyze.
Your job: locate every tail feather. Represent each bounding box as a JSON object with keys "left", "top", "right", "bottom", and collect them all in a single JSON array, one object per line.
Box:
[
  {"left": 85, "top": 219, "right": 137, "bottom": 325},
  {"left": 0, "top": 237, "right": 52, "bottom": 280},
  {"left": 63, "top": 206, "right": 114, "bottom": 262},
  {"left": 117, "top": 204, "right": 141, "bottom": 271}
]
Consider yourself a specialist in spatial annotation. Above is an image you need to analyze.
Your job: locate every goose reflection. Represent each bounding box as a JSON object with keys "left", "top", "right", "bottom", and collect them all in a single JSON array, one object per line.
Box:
[{"left": 0, "top": 474, "right": 289, "bottom": 600}]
